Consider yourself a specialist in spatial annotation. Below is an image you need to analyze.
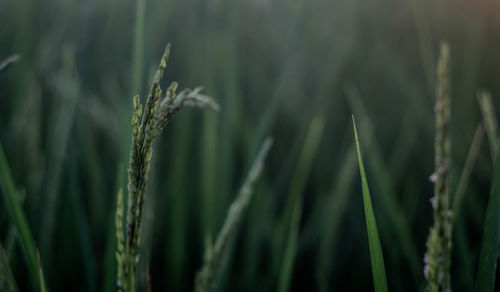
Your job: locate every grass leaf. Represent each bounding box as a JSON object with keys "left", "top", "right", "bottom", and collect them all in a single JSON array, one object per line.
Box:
[
  {"left": 452, "top": 124, "right": 484, "bottom": 222},
  {"left": 474, "top": 144, "right": 500, "bottom": 292},
  {"left": 352, "top": 116, "right": 389, "bottom": 292},
  {"left": 0, "top": 142, "right": 47, "bottom": 291},
  {"left": 478, "top": 91, "right": 498, "bottom": 163},
  {"left": 278, "top": 115, "right": 325, "bottom": 292},
  {"left": 346, "top": 85, "right": 421, "bottom": 282}
]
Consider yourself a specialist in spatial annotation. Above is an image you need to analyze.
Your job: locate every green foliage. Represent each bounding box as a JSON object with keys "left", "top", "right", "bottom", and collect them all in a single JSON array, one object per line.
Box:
[
  {"left": 0, "top": 143, "right": 47, "bottom": 291},
  {"left": 478, "top": 92, "right": 499, "bottom": 162},
  {"left": 452, "top": 124, "right": 484, "bottom": 222},
  {"left": 2, "top": 1, "right": 500, "bottom": 291},
  {"left": 424, "top": 43, "right": 453, "bottom": 292},
  {"left": 347, "top": 85, "right": 421, "bottom": 283},
  {"left": 474, "top": 141, "right": 500, "bottom": 292},
  {"left": 277, "top": 115, "right": 325, "bottom": 292},
  {"left": 352, "top": 116, "right": 389, "bottom": 292},
  {"left": 317, "top": 144, "right": 357, "bottom": 290},
  {"left": 37, "top": 250, "right": 47, "bottom": 292}
]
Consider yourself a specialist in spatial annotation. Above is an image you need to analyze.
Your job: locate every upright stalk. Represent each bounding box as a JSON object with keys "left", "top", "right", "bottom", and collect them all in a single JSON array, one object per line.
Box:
[
  {"left": 424, "top": 43, "right": 453, "bottom": 292},
  {"left": 115, "top": 44, "right": 219, "bottom": 292}
]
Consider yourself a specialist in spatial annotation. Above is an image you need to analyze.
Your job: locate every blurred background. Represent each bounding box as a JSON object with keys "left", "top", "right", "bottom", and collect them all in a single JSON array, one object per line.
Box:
[{"left": 1, "top": 0, "right": 499, "bottom": 290}]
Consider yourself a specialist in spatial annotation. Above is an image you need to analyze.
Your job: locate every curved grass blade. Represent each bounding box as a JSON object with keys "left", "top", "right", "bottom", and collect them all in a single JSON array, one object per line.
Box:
[
  {"left": 352, "top": 116, "right": 389, "bottom": 292},
  {"left": 474, "top": 144, "right": 500, "bottom": 292},
  {"left": 0, "top": 142, "right": 47, "bottom": 291}
]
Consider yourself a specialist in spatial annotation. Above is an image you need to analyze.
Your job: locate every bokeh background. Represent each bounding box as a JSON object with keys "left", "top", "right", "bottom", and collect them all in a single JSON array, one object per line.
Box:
[{"left": 1, "top": 0, "right": 500, "bottom": 291}]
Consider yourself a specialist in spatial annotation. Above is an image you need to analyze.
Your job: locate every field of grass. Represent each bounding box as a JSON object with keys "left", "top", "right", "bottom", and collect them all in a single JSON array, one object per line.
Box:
[{"left": 1, "top": 0, "right": 500, "bottom": 291}]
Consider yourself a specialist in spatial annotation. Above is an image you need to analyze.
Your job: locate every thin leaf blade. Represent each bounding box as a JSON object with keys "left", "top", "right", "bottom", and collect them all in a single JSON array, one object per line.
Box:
[
  {"left": 0, "top": 142, "right": 47, "bottom": 291},
  {"left": 474, "top": 144, "right": 500, "bottom": 292},
  {"left": 353, "top": 116, "right": 389, "bottom": 292}
]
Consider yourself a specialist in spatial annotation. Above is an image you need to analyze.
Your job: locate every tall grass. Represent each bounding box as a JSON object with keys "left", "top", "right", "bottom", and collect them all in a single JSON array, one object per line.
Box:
[
  {"left": 0, "top": 143, "right": 47, "bottom": 291},
  {"left": 2, "top": 1, "right": 500, "bottom": 291}
]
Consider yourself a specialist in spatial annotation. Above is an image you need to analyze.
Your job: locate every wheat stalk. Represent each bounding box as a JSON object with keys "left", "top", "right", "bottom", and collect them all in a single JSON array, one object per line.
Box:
[
  {"left": 115, "top": 44, "right": 219, "bottom": 292},
  {"left": 424, "top": 42, "right": 453, "bottom": 292}
]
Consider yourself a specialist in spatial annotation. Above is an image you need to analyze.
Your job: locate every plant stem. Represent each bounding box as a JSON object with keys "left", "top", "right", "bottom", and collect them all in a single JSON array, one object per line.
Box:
[
  {"left": 115, "top": 44, "right": 219, "bottom": 292},
  {"left": 424, "top": 42, "right": 453, "bottom": 292}
]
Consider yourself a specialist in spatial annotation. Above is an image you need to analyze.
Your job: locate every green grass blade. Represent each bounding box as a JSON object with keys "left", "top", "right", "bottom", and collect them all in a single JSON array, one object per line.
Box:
[
  {"left": 474, "top": 144, "right": 500, "bottom": 292},
  {"left": 347, "top": 86, "right": 421, "bottom": 281},
  {"left": 37, "top": 250, "right": 47, "bottom": 292},
  {"left": 452, "top": 124, "right": 484, "bottom": 222},
  {"left": 278, "top": 194, "right": 303, "bottom": 292},
  {"left": 478, "top": 91, "right": 498, "bottom": 163},
  {"left": 317, "top": 144, "right": 357, "bottom": 286},
  {"left": 352, "top": 116, "right": 389, "bottom": 292},
  {"left": 278, "top": 115, "right": 325, "bottom": 292},
  {"left": 0, "top": 142, "right": 47, "bottom": 291}
]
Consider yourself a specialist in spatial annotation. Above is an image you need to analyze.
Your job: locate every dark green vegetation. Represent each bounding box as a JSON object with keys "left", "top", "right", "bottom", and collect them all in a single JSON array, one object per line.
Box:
[
  {"left": 1, "top": 0, "right": 500, "bottom": 291},
  {"left": 353, "top": 116, "right": 388, "bottom": 292}
]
